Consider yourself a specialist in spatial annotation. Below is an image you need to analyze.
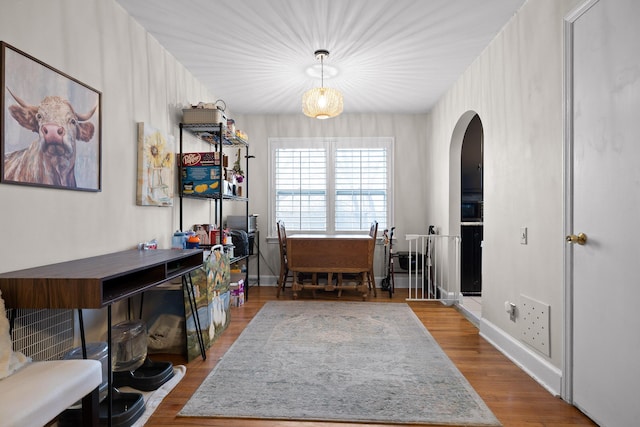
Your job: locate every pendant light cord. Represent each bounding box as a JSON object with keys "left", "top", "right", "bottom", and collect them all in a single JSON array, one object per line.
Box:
[{"left": 320, "top": 53, "right": 325, "bottom": 88}]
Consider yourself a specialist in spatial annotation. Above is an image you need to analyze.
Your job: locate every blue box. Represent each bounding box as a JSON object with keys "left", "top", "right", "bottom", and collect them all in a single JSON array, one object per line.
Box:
[
  {"left": 182, "top": 165, "right": 221, "bottom": 181},
  {"left": 182, "top": 166, "right": 222, "bottom": 196}
]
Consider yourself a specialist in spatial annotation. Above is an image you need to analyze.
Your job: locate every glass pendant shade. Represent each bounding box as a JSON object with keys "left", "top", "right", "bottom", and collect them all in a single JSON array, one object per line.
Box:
[{"left": 302, "top": 86, "right": 344, "bottom": 119}]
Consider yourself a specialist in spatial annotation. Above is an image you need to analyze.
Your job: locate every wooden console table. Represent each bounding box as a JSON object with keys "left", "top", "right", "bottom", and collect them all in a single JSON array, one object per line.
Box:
[
  {"left": 0, "top": 249, "right": 204, "bottom": 426},
  {"left": 286, "top": 234, "right": 373, "bottom": 300},
  {"left": 0, "top": 249, "right": 203, "bottom": 308}
]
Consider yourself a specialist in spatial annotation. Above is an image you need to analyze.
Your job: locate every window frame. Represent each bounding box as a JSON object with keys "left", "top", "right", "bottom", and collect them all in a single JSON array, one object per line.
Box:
[{"left": 269, "top": 136, "right": 394, "bottom": 237}]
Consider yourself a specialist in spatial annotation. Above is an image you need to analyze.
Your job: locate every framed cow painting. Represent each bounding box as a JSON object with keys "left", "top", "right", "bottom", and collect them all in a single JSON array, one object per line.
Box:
[{"left": 0, "top": 42, "right": 102, "bottom": 191}]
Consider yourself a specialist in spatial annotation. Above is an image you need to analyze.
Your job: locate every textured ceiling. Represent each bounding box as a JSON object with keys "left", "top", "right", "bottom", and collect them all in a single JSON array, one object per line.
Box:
[{"left": 115, "top": 0, "right": 525, "bottom": 115}]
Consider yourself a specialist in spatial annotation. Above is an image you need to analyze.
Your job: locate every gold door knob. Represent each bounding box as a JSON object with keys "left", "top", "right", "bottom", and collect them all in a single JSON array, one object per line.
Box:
[{"left": 566, "top": 232, "right": 587, "bottom": 245}]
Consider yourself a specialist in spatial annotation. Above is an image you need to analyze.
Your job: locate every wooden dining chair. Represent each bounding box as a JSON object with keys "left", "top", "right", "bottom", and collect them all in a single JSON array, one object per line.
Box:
[{"left": 276, "top": 220, "right": 292, "bottom": 297}]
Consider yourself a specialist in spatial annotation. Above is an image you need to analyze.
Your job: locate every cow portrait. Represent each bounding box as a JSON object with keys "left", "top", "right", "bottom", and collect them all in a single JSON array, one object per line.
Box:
[
  {"left": 1, "top": 42, "right": 101, "bottom": 191},
  {"left": 3, "top": 89, "right": 98, "bottom": 189}
]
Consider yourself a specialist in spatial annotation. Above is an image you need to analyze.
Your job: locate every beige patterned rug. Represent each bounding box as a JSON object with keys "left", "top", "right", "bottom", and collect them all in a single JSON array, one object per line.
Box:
[{"left": 179, "top": 301, "right": 500, "bottom": 425}]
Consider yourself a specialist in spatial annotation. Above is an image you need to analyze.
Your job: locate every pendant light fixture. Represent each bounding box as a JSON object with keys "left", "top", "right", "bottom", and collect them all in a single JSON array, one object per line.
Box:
[{"left": 302, "top": 49, "right": 343, "bottom": 119}]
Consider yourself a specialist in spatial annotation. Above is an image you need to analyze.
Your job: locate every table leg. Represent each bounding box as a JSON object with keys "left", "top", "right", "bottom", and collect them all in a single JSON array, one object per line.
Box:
[
  {"left": 292, "top": 272, "right": 299, "bottom": 299},
  {"left": 368, "top": 269, "right": 377, "bottom": 297},
  {"left": 77, "top": 309, "right": 99, "bottom": 427},
  {"left": 182, "top": 273, "right": 206, "bottom": 360},
  {"left": 107, "top": 305, "right": 112, "bottom": 427},
  {"left": 361, "top": 272, "right": 368, "bottom": 300},
  {"left": 81, "top": 386, "right": 99, "bottom": 427}
]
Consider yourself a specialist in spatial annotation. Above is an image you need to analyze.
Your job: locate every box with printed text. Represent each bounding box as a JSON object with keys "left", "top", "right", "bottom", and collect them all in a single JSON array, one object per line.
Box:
[{"left": 181, "top": 152, "right": 221, "bottom": 167}]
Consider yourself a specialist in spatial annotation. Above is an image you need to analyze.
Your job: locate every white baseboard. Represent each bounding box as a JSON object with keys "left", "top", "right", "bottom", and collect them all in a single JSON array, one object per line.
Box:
[{"left": 479, "top": 318, "right": 562, "bottom": 397}]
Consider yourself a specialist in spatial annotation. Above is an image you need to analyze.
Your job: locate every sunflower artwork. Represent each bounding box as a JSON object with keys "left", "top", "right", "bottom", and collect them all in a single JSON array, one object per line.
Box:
[{"left": 136, "top": 122, "right": 175, "bottom": 206}]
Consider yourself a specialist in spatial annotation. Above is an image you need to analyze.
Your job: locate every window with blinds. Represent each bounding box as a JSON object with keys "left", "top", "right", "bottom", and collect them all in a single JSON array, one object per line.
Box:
[
  {"left": 274, "top": 147, "right": 327, "bottom": 230},
  {"left": 270, "top": 137, "right": 393, "bottom": 234}
]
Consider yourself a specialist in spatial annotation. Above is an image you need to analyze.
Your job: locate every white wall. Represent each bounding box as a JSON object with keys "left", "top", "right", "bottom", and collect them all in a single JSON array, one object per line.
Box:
[
  {"left": 426, "top": 0, "right": 582, "bottom": 384},
  {"left": 233, "top": 113, "right": 430, "bottom": 282},
  {"left": 239, "top": 0, "right": 584, "bottom": 387},
  {"left": 1, "top": 0, "right": 585, "bottom": 393},
  {"left": 0, "top": 0, "right": 217, "bottom": 339}
]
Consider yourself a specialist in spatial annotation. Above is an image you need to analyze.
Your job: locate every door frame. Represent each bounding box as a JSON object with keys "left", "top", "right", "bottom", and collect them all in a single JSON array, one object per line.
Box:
[{"left": 562, "top": 0, "right": 599, "bottom": 404}]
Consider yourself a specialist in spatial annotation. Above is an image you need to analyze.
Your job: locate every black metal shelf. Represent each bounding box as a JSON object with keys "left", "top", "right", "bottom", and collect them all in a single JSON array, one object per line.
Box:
[
  {"left": 179, "top": 121, "right": 253, "bottom": 299},
  {"left": 180, "top": 193, "right": 248, "bottom": 202},
  {"left": 180, "top": 123, "right": 248, "bottom": 146}
]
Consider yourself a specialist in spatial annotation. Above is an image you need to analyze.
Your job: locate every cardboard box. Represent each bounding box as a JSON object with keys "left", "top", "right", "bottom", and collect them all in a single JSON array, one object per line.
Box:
[
  {"left": 182, "top": 165, "right": 221, "bottom": 196},
  {"left": 232, "top": 292, "right": 244, "bottom": 307},
  {"left": 181, "top": 152, "right": 221, "bottom": 167},
  {"left": 182, "top": 180, "right": 221, "bottom": 196},
  {"left": 230, "top": 280, "right": 245, "bottom": 307},
  {"left": 182, "top": 165, "right": 221, "bottom": 181}
]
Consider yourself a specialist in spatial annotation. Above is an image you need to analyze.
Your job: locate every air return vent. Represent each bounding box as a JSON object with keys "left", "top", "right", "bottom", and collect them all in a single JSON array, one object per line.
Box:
[{"left": 520, "top": 295, "right": 550, "bottom": 357}]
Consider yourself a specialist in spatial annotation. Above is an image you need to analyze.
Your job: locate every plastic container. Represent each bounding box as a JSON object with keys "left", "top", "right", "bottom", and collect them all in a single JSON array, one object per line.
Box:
[
  {"left": 64, "top": 342, "right": 109, "bottom": 403},
  {"left": 186, "top": 234, "right": 200, "bottom": 249},
  {"left": 112, "top": 320, "right": 147, "bottom": 372},
  {"left": 209, "top": 228, "right": 219, "bottom": 245},
  {"left": 172, "top": 231, "right": 186, "bottom": 249}
]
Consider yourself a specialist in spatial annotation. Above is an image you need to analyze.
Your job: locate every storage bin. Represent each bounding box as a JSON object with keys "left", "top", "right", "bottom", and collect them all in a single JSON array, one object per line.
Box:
[{"left": 182, "top": 108, "right": 227, "bottom": 126}]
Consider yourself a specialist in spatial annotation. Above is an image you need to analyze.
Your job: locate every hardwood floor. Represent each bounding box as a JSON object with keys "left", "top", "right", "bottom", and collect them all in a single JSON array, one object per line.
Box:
[{"left": 143, "top": 286, "right": 596, "bottom": 427}]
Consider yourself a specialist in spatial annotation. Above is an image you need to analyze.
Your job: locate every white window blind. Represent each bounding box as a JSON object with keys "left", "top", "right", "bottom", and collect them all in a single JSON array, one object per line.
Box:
[
  {"left": 335, "top": 147, "right": 387, "bottom": 231},
  {"left": 270, "top": 137, "right": 393, "bottom": 234},
  {"left": 274, "top": 147, "right": 327, "bottom": 230}
]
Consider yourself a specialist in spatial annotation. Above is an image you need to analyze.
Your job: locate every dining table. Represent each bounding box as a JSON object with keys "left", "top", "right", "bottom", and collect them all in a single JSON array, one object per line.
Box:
[{"left": 286, "top": 234, "right": 374, "bottom": 300}]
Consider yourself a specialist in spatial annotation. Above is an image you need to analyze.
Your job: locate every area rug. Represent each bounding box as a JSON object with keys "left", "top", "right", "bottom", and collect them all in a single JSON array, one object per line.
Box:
[{"left": 179, "top": 301, "right": 500, "bottom": 426}]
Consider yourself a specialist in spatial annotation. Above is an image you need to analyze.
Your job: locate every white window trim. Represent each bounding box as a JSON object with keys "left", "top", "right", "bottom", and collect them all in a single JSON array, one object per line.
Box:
[{"left": 268, "top": 136, "right": 394, "bottom": 237}]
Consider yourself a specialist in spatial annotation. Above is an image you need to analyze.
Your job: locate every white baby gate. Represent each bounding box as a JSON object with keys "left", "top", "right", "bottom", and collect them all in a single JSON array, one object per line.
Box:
[{"left": 405, "top": 233, "right": 462, "bottom": 304}]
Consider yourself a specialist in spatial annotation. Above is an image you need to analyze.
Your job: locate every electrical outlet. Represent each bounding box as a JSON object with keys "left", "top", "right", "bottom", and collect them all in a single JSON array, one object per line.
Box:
[
  {"left": 520, "top": 227, "right": 528, "bottom": 245},
  {"left": 504, "top": 301, "right": 517, "bottom": 322}
]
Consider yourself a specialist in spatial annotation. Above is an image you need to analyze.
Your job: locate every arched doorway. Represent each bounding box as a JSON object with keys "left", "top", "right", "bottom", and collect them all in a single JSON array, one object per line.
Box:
[
  {"left": 460, "top": 115, "right": 483, "bottom": 295},
  {"left": 449, "top": 112, "right": 484, "bottom": 320}
]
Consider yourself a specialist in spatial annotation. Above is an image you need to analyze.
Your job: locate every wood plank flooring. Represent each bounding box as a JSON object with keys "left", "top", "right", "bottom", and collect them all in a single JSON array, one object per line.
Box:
[{"left": 143, "top": 286, "right": 596, "bottom": 427}]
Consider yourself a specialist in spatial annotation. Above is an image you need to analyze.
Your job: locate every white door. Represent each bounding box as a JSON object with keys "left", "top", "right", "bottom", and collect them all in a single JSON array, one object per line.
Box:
[{"left": 567, "top": 0, "right": 640, "bottom": 425}]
